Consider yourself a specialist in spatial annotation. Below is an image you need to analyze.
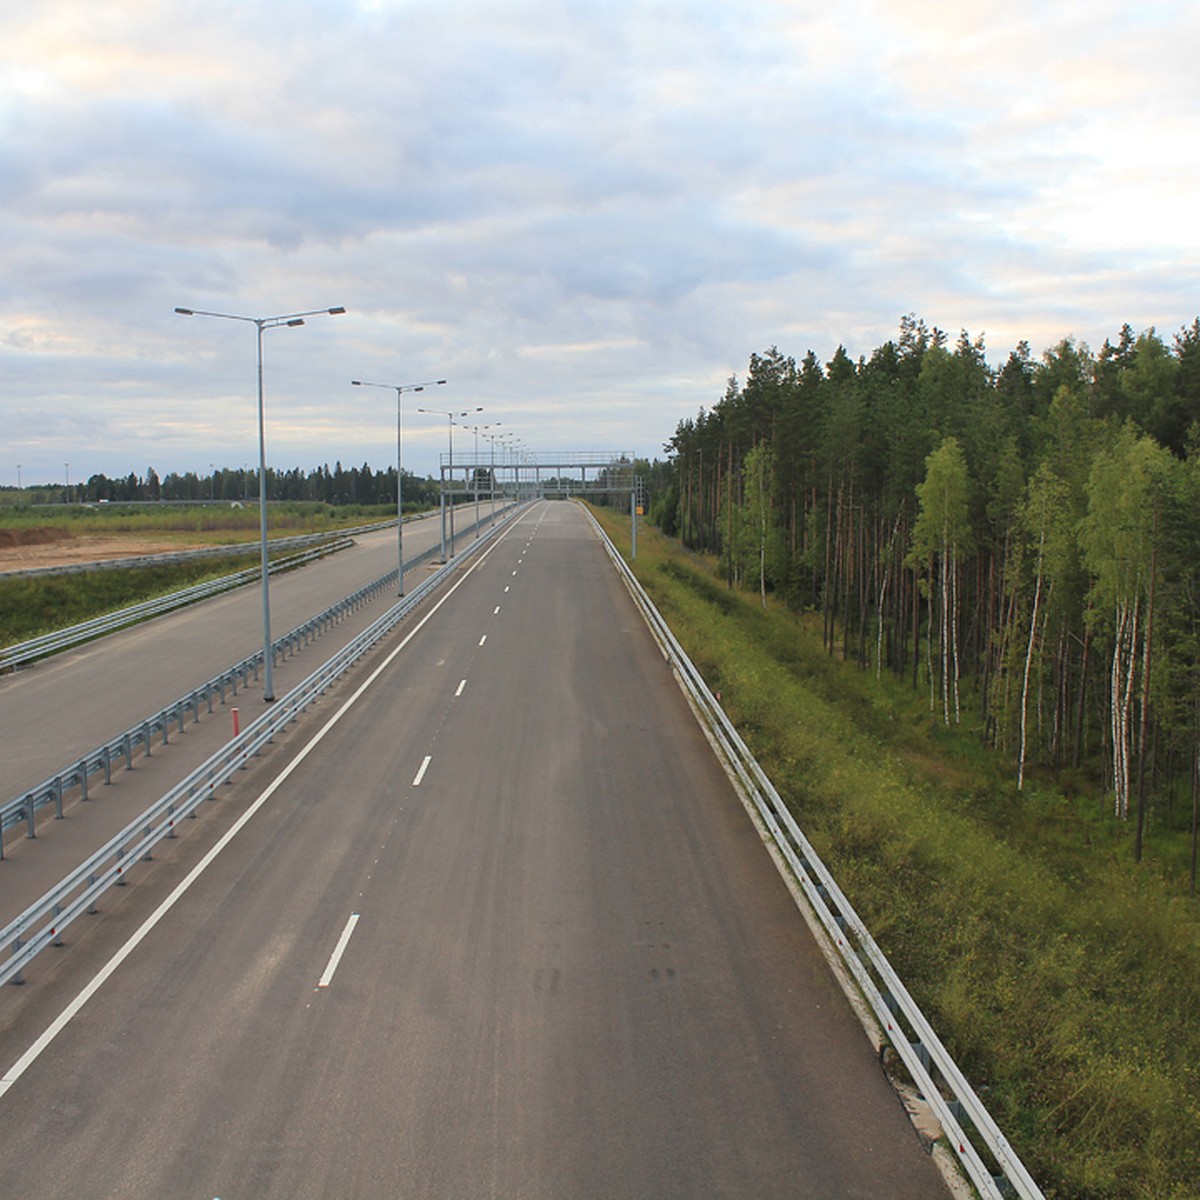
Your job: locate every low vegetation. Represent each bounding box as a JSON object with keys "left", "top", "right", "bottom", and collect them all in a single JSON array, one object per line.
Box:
[
  {"left": 0, "top": 502, "right": 403, "bottom": 647},
  {"left": 0, "top": 500, "right": 398, "bottom": 542},
  {"left": 593, "top": 505, "right": 1200, "bottom": 1200}
]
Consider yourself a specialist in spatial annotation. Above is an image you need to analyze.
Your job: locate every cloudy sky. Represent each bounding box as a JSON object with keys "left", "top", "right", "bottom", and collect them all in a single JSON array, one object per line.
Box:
[{"left": 3, "top": 0, "right": 1198, "bottom": 485}]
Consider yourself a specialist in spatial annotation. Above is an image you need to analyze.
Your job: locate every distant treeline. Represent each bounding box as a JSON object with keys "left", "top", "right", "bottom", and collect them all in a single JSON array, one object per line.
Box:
[
  {"left": 656, "top": 315, "right": 1200, "bottom": 866},
  {"left": 17, "top": 463, "right": 443, "bottom": 509}
]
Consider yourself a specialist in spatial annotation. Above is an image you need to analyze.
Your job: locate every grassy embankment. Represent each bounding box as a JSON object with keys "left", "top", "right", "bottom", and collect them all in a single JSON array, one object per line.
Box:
[
  {"left": 591, "top": 505, "right": 1200, "bottom": 1200},
  {"left": 0, "top": 502, "right": 398, "bottom": 647}
]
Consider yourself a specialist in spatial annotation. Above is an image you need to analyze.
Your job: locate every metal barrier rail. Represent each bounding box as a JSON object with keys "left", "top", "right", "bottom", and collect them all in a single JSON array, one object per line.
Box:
[
  {"left": 584, "top": 508, "right": 1042, "bottom": 1200},
  {"left": 0, "top": 505, "right": 524, "bottom": 987},
  {"left": 0, "top": 527, "right": 378, "bottom": 581},
  {"left": 0, "top": 504, "right": 516, "bottom": 855},
  {"left": 1, "top": 545, "right": 422, "bottom": 852},
  {"left": 0, "top": 539, "right": 354, "bottom": 672}
]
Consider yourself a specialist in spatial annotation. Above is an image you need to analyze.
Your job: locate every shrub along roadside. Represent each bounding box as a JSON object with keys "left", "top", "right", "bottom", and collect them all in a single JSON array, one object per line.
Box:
[{"left": 593, "top": 507, "right": 1200, "bottom": 1200}]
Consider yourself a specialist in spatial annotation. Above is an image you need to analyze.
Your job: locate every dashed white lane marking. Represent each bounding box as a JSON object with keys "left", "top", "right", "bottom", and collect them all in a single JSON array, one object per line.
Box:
[
  {"left": 494, "top": 606, "right": 501, "bottom": 615},
  {"left": 479, "top": 634, "right": 487, "bottom": 646},
  {"left": 455, "top": 679, "right": 466, "bottom": 697},
  {"left": 0, "top": 520, "right": 512, "bottom": 1104},
  {"left": 317, "top": 913, "right": 361, "bottom": 988},
  {"left": 412, "top": 755, "right": 432, "bottom": 787}
]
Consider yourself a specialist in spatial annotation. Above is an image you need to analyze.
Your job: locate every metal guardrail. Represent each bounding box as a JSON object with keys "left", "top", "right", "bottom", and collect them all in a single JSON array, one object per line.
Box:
[
  {"left": 0, "top": 538, "right": 354, "bottom": 672},
  {"left": 584, "top": 508, "right": 1043, "bottom": 1200},
  {"left": 0, "top": 527, "right": 382, "bottom": 581},
  {"left": 1, "top": 545, "right": 425, "bottom": 852},
  {"left": 0, "top": 505, "right": 516, "bottom": 854},
  {"left": 0, "top": 505, "right": 524, "bottom": 987}
]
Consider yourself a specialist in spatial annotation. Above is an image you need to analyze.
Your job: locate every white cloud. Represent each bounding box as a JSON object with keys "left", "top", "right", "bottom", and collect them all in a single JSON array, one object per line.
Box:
[{"left": 1, "top": 0, "right": 1198, "bottom": 483}]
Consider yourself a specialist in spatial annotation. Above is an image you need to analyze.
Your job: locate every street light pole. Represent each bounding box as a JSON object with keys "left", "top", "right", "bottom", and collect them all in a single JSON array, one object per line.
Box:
[
  {"left": 351, "top": 378, "right": 446, "bottom": 595},
  {"left": 175, "top": 304, "right": 345, "bottom": 701},
  {"left": 417, "top": 405, "right": 482, "bottom": 559}
]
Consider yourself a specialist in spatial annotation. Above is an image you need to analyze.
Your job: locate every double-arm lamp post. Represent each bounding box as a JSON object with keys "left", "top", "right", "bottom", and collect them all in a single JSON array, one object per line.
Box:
[
  {"left": 350, "top": 378, "right": 447, "bottom": 595},
  {"left": 174, "top": 304, "right": 346, "bottom": 701},
  {"left": 417, "top": 405, "right": 482, "bottom": 560}
]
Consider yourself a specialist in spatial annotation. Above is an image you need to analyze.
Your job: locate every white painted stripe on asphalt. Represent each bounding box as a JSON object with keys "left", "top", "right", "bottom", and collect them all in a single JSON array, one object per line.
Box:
[
  {"left": 479, "top": 634, "right": 487, "bottom": 646},
  {"left": 455, "top": 679, "right": 466, "bottom": 697},
  {"left": 317, "top": 913, "right": 360, "bottom": 988},
  {"left": 412, "top": 755, "right": 432, "bottom": 787},
  {"left": 494, "top": 606, "right": 501, "bottom": 615},
  {"left": 0, "top": 521, "right": 515, "bottom": 1105}
]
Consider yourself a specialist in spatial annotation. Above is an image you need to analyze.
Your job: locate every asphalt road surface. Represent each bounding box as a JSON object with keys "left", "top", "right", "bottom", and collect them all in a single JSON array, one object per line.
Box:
[
  {"left": 0, "top": 502, "right": 948, "bottom": 1198},
  {"left": 0, "top": 507, "right": 474, "bottom": 799},
  {"left": 0, "top": 508, "right": 500, "bottom": 928}
]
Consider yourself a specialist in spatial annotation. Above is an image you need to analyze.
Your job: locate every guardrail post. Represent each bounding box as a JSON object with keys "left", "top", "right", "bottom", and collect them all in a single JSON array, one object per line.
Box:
[
  {"left": 54, "top": 777, "right": 64, "bottom": 820},
  {"left": 79, "top": 760, "right": 89, "bottom": 802},
  {"left": 9, "top": 941, "right": 24, "bottom": 985}
]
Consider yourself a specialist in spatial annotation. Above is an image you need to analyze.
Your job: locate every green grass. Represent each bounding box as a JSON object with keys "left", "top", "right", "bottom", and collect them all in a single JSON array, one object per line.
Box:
[
  {"left": 0, "top": 554, "right": 263, "bottom": 646},
  {"left": 594, "top": 506, "right": 1200, "bottom": 1200},
  {"left": 0, "top": 502, "right": 405, "bottom": 647}
]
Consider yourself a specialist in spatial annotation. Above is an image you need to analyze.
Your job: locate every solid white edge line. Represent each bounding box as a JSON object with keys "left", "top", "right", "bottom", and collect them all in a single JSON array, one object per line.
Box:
[
  {"left": 0, "top": 524, "right": 513, "bottom": 1105},
  {"left": 317, "top": 913, "right": 360, "bottom": 988},
  {"left": 412, "top": 755, "right": 431, "bottom": 787}
]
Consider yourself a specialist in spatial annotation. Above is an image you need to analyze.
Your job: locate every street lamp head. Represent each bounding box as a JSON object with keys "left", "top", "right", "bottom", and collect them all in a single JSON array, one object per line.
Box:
[
  {"left": 174, "top": 307, "right": 194, "bottom": 315},
  {"left": 351, "top": 380, "right": 363, "bottom": 386},
  {"left": 286, "top": 318, "right": 305, "bottom": 327},
  {"left": 328, "top": 307, "right": 346, "bottom": 315}
]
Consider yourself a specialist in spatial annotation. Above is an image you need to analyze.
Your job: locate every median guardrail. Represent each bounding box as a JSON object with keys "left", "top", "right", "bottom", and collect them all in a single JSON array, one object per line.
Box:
[
  {"left": 0, "top": 545, "right": 423, "bottom": 853},
  {"left": 584, "top": 507, "right": 1043, "bottom": 1200},
  {"left": 0, "top": 506, "right": 514, "bottom": 849},
  {"left": 0, "top": 538, "right": 353, "bottom": 672},
  {"left": 0, "top": 527, "right": 383, "bottom": 581},
  {"left": 0, "top": 504, "right": 525, "bottom": 987}
]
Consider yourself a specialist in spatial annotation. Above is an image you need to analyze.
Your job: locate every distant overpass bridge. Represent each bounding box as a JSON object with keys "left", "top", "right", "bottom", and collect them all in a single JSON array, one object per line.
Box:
[
  {"left": 433, "top": 450, "right": 645, "bottom": 557},
  {"left": 437, "top": 450, "right": 638, "bottom": 498}
]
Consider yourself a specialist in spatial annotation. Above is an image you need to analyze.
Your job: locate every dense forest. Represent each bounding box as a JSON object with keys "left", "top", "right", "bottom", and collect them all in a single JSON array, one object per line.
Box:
[{"left": 655, "top": 316, "right": 1200, "bottom": 873}]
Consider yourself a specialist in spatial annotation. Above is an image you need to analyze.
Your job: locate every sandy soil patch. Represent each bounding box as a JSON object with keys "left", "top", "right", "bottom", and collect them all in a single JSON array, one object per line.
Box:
[{"left": 0, "top": 533, "right": 197, "bottom": 572}]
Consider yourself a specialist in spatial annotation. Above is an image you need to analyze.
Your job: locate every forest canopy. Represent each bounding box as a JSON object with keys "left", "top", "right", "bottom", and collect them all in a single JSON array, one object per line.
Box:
[{"left": 656, "top": 316, "right": 1200, "bottom": 865}]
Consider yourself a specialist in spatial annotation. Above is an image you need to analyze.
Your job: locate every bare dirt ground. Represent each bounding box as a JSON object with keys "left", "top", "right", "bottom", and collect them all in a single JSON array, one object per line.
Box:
[{"left": 0, "top": 528, "right": 196, "bottom": 573}]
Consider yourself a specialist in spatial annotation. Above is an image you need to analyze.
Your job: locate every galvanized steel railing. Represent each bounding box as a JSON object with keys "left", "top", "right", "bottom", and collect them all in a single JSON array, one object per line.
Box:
[
  {"left": 0, "top": 545, "right": 429, "bottom": 852},
  {"left": 0, "top": 525, "right": 396, "bottom": 581},
  {"left": 1, "top": 507, "right": 514, "bottom": 851},
  {"left": 0, "top": 506, "right": 522, "bottom": 987},
  {"left": 0, "top": 538, "right": 353, "bottom": 672},
  {"left": 585, "top": 507, "right": 1043, "bottom": 1200}
]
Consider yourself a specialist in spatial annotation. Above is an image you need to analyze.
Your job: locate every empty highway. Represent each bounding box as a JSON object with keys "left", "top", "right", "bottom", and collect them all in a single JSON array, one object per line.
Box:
[{"left": 0, "top": 502, "right": 947, "bottom": 1197}]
